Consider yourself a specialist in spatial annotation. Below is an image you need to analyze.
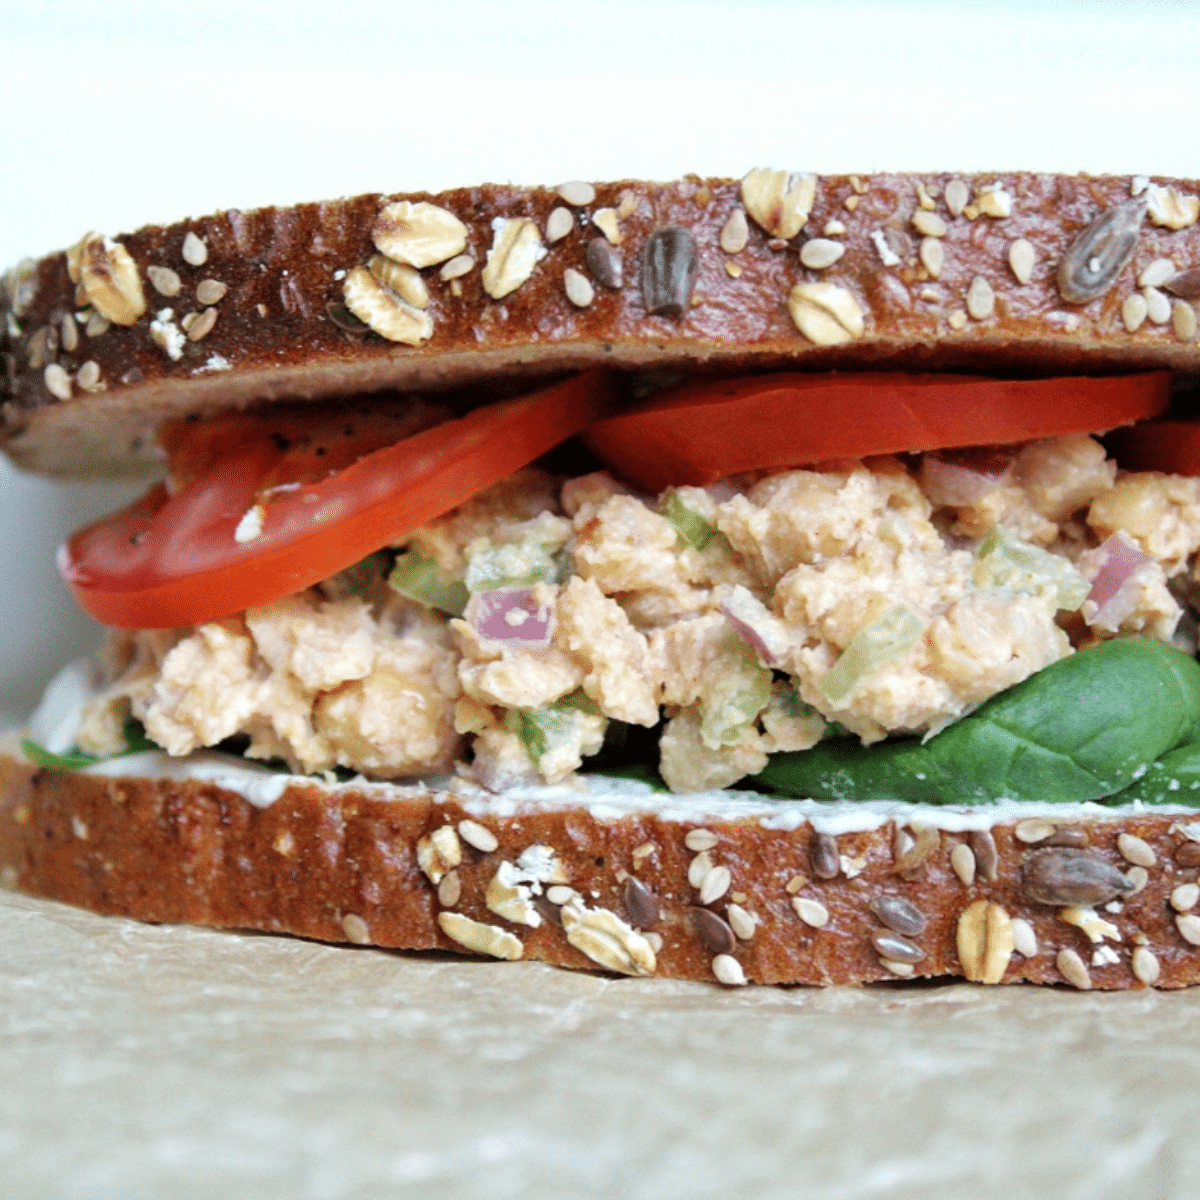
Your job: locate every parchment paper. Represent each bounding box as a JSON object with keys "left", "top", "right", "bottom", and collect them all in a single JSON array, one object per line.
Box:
[{"left": 3, "top": 886, "right": 1198, "bottom": 1200}]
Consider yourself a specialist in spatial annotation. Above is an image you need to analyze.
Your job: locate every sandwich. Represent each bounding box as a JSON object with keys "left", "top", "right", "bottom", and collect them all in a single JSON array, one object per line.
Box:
[{"left": 4, "top": 169, "right": 1200, "bottom": 989}]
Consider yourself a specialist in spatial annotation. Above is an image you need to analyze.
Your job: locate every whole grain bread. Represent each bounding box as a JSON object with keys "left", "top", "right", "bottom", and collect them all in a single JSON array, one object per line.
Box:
[
  {"left": 3, "top": 747, "right": 1198, "bottom": 990},
  {"left": 3, "top": 172, "right": 1200, "bottom": 477}
]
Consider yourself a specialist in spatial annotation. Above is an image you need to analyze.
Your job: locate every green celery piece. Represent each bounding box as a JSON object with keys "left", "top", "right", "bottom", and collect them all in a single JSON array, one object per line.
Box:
[
  {"left": 662, "top": 491, "right": 716, "bottom": 551},
  {"left": 511, "top": 692, "right": 605, "bottom": 766},
  {"left": 464, "top": 542, "right": 561, "bottom": 592},
  {"left": 754, "top": 638, "right": 1200, "bottom": 804},
  {"left": 975, "top": 526, "right": 1090, "bottom": 611},
  {"left": 389, "top": 551, "right": 469, "bottom": 616},
  {"left": 821, "top": 606, "right": 924, "bottom": 708},
  {"left": 700, "top": 639, "right": 772, "bottom": 747}
]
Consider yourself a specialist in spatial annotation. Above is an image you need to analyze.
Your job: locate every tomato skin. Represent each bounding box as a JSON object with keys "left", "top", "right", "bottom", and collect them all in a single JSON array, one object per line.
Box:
[
  {"left": 583, "top": 372, "right": 1173, "bottom": 493},
  {"left": 1106, "top": 417, "right": 1200, "bottom": 476},
  {"left": 63, "top": 371, "right": 619, "bottom": 629}
]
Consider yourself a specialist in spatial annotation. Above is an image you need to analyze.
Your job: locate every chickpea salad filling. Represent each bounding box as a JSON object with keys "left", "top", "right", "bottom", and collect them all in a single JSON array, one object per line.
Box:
[{"left": 62, "top": 434, "right": 1200, "bottom": 804}]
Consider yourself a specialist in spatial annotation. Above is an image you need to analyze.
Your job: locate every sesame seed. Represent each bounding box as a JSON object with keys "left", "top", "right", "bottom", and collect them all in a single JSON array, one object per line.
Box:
[
  {"left": 1139, "top": 258, "right": 1177, "bottom": 288},
  {"left": 719, "top": 207, "right": 750, "bottom": 254},
  {"left": 437, "top": 870, "right": 462, "bottom": 908},
  {"left": 147, "top": 265, "right": 182, "bottom": 297},
  {"left": 1010, "top": 917, "right": 1038, "bottom": 958},
  {"left": 699, "top": 864, "right": 732, "bottom": 905},
  {"left": 685, "top": 828, "right": 719, "bottom": 852},
  {"left": 43, "top": 363, "right": 71, "bottom": 400},
  {"left": 1117, "top": 832, "right": 1156, "bottom": 868},
  {"left": 919, "top": 237, "right": 944, "bottom": 279},
  {"left": 187, "top": 307, "right": 218, "bottom": 342},
  {"left": 1015, "top": 818, "right": 1056, "bottom": 844},
  {"left": 563, "top": 268, "right": 594, "bottom": 308},
  {"left": 1122, "top": 292, "right": 1149, "bottom": 332},
  {"left": 182, "top": 231, "right": 208, "bottom": 266},
  {"left": 556, "top": 181, "right": 595, "bottom": 207},
  {"left": 800, "top": 238, "right": 845, "bottom": 270},
  {"left": 880, "top": 959, "right": 914, "bottom": 978},
  {"left": 1171, "top": 883, "right": 1199, "bottom": 912},
  {"left": 966, "top": 275, "right": 995, "bottom": 320},
  {"left": 341, "top": 913, "right": 371, "bottom": 945},
  {"left": 195, "top": 278, "right": 228, "bottom": 305},
  {"left": 726, "top": 903, "right": 756, "bottom": 941},
  {"left": 457, "top": 819, "right": 498, "bottom": 853},
  {"left": 1132, "top": 945, "right": 1161, "bottom": 986},
  {"left": 687, "top": 850, "right": 713, "bottom": 889},
  {"left": 1008, "top": 238, "right": 1036, "bottom": 285},
  {"left": 792, "top": 896, "right": 830, "bottom": 928},
  {"left": 1056, "top": 947, "right": 1092, "bottom": 990},
  {"left": 1145, "top": 286, "right": 1172, "bottom": 324},
  {"left": 1174, "top": 300, "right": 1197, "bottom": 342},
  {"left": 1176, "top": 913, "right": 1200, "bottom": 945},
  {"left": 950, "top": 842, "right": 976, "bottom": 886},
  {"left": 911, "top": 210, "right": 947, "bottom": 238},
  {"left": 944, "top": 179, "right": 969, "bottom": 217},
  {"left": 76, "top": 360, "right": 102, "bottom": 392},
  {"left": 545, "top": 207, "right": 574, "bottom": 244},
  {"left": 712, "top": 954, "right": 746, "bottom": 986}
]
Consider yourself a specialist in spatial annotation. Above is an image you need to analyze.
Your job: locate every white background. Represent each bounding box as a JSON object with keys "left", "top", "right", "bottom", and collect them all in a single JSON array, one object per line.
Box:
[{"left": 3, "top": 0, "right": 1200, "bottom": 725}]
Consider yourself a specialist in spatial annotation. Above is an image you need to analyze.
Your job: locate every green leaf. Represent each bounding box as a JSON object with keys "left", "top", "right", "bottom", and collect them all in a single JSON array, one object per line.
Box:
[
  {"left": 388, "top": 550, "right": 469, "bottom": 616},
  {"left": 1110, "top": 740, "right": 1200, "bottom": 807},
  {"left": 662, "top": 491, "right": 716, "bottom": 551},
  {"left": 753, "top": 639, "right": 1200, "bottom": 804},
  {"left": 21, "top": 719, "right": 159, "bottom": 774}
]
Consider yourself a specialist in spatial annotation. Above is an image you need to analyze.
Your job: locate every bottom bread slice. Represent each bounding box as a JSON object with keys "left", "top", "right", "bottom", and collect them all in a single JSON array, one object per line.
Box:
[{"left": 4, "top": 751, "right": 1200, "bottom": 989}]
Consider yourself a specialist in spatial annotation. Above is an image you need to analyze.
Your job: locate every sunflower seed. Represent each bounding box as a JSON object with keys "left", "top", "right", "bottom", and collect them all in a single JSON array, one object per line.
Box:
[
  {"left": 623, "top": 876, "right": 659, "bottom": 929},
  {"left": 1057, "top": 197, "right": 1145, "bottom": 304},
  {"left": 1008, "top": 238, "right": 1036, "bottom": 285},
  {"left": 966, "top": 275, "right": 995, "bottom": 320},
  {"left": 585, "top": 238, "right": 622, "bottom": 289},
  {"left": 712, "top": 954, "right": 746, "bottom": 986},
  {"left": 343, "top": 266, "right": 432, "bottom": 345},
  {"left": 788, "top": 281, "right": 865, "bottom": 345},
  {"left": 872, "top": 931, "right": 925, "bottom": 963},
  {"left": 563, "top": 268, "right": 594, "bottom": 308},
  {"left": 1177, "top": 914, "right": 1200, "bottom": 945},
  {"left": 641, "top": 226, "right": 698, "bottom": 318},
  {"left": 326, "top": 301, "right": 369, "bottom": 334},
  {"left": 1016, "top": 818, "right": 1056, "bottom": 844},
  {"left": 341, "top": 913, "right": 371, "bottom": 945},
  {"left": 43, "top": 363, "right": 71, "bottom": 401},
  {"left": 1145, "top": 286, "right": 1171, "bottom": 324},
  {"left": 950, "top": 842, "right": 976, "bottom": 885},
  {"left": 1117, "top": 832, "right": 1156, "bottom": 868},
  {"left": 1011, "top": 917, "right": 1038, "bottom": 958},
  {"left": 438, "top": 912, "right": 523, "bottom": 960},
  {"left": 741, "top": 167, "right": 816, "bottom": 239},
  {"left": 77, "top": 233, "right": 146, "bottom": 326},
  {"left": 957, "top": 900, "right": 1014, "bottom": 984},
  {"left": 719, "top": 208, "right": 749, "bottom": 254},
  {"left": 871, "top": 896, "right": 927, "bottom": 936},
  {"left": 1174, "top": 300, "right": 1197, "bottom": 342},
  {"left": 182, "top": 231, "right": 208, "bottom": 266},
  {"left": 1122, "top": 292, "right": 1148, "bottom": 332},
  {"left": 685, "top": 828, "right": 719, "bottom": 852},
  {"left": 560, "top": 903, "right": 656, "bottom": 975},
  {"left": 967, "top": 829, "right": 998, "bottom": 881},
  {"left": 799, "top": 238, "right": 845, "bottom": 270},
  {"left": 810, "top": 831, "right": 840, "bottom": 880},
  {"left": 1132, "top": 945, "right": 1161, "bottom": 986},
  {"left": 437, "top": 870, "right": 461, "bottom": 908},
  {"left": 147, "top": 265, "right": 182, "bottom": 298},
  {"left": 919, "top": 237, "right": 944, "bottom": 279},
  {"left": 944, "top": 179, "right": 969, "bottom": 217},
  {"left": 545, "top": 206, "right": 574, "bottom": 244},
  {"left": 792, "top": 896, "right": 830, "bottom": 928},
  {"left": 556, "top": 181, "right": 595, "bottom": 207},
  {"left": 1021, "top": 848, "right": 1133, "bottom": 907},
  {"left": 692, "top": 907, "right": 736, "bottom": 954},
  {"left": 1164, "top": 268, "right": 1200, "bottom": 300},
  {"left": 699, "top": 864, "right": 732, "bottom": 905},
  {"left": 373, "top": 200, "right": 468, "bottom": 269},
  {"left": 726, "top": 903, "right": 756, "bottom": 941},
  {"left": 1056, "top": 947, "right": 1092, "bottom": 989}
]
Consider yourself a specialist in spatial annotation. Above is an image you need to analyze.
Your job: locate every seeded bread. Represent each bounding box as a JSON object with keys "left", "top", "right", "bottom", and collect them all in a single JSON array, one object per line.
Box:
[
  {"left": 5, "top": 747, "right": 1200, "bottom": 990},
  {"left": 3, "top": 172, "right": 1200, "bottom": 478}
]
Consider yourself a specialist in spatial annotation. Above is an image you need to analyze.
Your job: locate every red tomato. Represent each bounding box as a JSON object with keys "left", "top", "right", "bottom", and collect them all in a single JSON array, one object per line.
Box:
[
  {"left": 1105, "top": 417, "right": 1200, "bottom": 476},
  {"left": 582, "top": 372, "right": 1173, "bottom": 493},
  {"left": 62, "top": 371, "right": 619, "bottom": 629}
]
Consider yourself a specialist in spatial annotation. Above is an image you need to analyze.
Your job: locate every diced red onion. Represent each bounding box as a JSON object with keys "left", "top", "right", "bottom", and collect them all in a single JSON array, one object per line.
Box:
[
  {"left": 720, "top": 586, "right": 790, "bottom": 667},
  {"left": 469, "top": 587, "right": 554, "bottom": 647},
  {"left": 1085, "top": 532, "right": 1154, "bottom": 629},
  {"left": 920, "top": 447, "right": 1015, "bottom": 506}
]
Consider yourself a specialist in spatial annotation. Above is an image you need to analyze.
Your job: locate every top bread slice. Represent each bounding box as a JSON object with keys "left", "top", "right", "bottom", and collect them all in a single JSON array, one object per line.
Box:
[{"left": 2, "top": 172, "right": 1200, "bottom": 478}]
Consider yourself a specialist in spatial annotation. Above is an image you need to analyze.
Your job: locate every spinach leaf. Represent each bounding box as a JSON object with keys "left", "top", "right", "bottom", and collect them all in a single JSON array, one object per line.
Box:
[
  {"left": 752, "top": 639, "right": 1200, "bottom": 804},
  {"left": 21, "top": 719, "right": 159, "bottom": 774},
  {"left": 1110, "top": 739, "right": 1200, "bottom": 807}
]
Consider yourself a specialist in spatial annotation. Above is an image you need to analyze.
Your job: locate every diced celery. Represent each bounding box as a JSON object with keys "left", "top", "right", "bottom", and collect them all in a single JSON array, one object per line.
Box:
[
  {"left": 663, "top": 491, "right": 716, "bottom": 551},
  {"left": 509, "top": 692, "right": 605, "bottom": 766},
  {"left": 465, "top": 542, "right": 562, "bottom": 593},
  {"left": 821, "top": 605, "right": 925, "bottom": 708},
  {"left": 388, "top": 551, "right": 468, "bottom": 616},
  {"left": 974, "top": 526, "right": 1090, "bottom": 611},
  {"left": 699, "top": 638, "right": 773, "bottom": 747}
]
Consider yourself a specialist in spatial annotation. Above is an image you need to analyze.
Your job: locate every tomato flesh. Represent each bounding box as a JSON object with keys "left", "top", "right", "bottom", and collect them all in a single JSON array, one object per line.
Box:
[
  {"left": 1106, "top": 417, "right": 1200, "bottom": 476},
  {"left": 63, "top": 371, "right": 619, "bottom": 629},
  {"left": 582, "top": 371, "right": 1173, "bottom": 493}
]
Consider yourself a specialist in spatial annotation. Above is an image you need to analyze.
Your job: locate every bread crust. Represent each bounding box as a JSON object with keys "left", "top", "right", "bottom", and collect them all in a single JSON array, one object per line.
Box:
[
  {"left": 3, "top": 173, "right": 1199, "bottom": 477},
  {"left": 5, "top": 750, "right": 1200, "bottom": 989}
]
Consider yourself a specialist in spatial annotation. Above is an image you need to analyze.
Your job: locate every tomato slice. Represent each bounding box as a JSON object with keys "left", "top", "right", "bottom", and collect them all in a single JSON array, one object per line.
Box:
[
  {"left": 62, "top": 371, "right": 619, "bottom": 629},
  {"left": 1105, "top": 417, "right": 1200, "bottom": 476},
  {"left": 582, "top": 372, "right": 1173, "bottom": 492}
]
